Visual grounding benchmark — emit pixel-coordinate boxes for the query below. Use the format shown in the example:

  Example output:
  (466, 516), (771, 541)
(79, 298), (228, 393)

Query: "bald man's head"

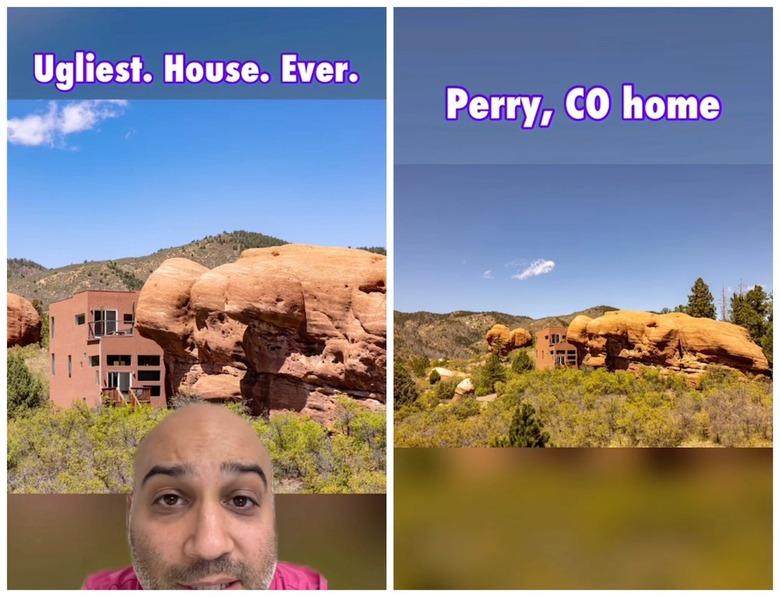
(128, 403), (277, 589)
(132, 403), (274, 494)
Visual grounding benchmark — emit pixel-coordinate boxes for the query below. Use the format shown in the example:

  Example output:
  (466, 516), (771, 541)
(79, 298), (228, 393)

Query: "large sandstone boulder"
(567, 310), (770, 376)
(486, 324), (532, 355)
(136, 245), (386, 423)
(8, 293), (41, 347)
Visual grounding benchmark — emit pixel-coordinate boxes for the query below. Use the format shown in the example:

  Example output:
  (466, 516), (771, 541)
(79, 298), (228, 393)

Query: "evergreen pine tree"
(394, 360), (419, 407)
(731, 285), (772, 363)
(8, 352), (45, 417)
(475, 352), (506, 395)
(511, 350), (534, 373)
(492, 403), (550, 447)
(686, 278), (716, 319)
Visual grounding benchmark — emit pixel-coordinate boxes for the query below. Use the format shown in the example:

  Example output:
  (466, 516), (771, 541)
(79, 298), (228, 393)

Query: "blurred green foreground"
(395, 448), (771, 589)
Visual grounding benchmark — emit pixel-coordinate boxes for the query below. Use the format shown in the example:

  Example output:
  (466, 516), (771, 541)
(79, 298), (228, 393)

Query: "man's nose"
(183, 501), (235, 562)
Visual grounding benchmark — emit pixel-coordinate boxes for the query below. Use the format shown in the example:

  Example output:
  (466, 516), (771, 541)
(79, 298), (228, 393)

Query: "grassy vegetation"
(107, 261), (144, 290)
(395, 362), (772, 448)
(8, 395), (385, 494)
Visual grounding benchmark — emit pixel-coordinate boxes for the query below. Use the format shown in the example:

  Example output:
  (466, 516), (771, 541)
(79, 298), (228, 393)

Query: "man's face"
(128, 405), (277, 590)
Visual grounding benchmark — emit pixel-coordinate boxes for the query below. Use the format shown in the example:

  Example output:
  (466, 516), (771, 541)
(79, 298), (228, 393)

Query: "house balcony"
(88, 320), (135, 341)
(101, 385), (152, 408)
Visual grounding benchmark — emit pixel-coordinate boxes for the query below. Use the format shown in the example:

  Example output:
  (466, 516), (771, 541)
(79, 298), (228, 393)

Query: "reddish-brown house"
(535, 326), (583, 370)
(49, 290), (166, 409)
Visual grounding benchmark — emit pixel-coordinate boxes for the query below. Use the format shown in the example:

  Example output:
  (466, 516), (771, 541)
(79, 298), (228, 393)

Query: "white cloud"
(7, 103), (58, 146)
(483, 270), (494, 279)
(513, 258), (556, 280)
(8, 100), (128, 147)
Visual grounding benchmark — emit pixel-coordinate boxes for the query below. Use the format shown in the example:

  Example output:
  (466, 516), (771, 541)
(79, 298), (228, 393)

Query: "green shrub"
(8, 352), (46, 418)
(395, 365), (772, 448)
(510, 350), (534, 374)
(9, 398), (386, 494)
(429, 369), (441, 384)
(394, 361), (419, 407)
(475, 353), (506, 395)
(408, 355), (431, 377)
(434, 379), (458, 402)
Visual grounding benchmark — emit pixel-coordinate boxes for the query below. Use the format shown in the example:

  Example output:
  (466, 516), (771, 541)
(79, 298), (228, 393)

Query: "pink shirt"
(82, 561), (328, 590)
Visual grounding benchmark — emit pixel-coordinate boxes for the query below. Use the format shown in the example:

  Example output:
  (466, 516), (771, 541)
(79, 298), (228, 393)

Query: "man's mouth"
(179, 578), (241, 590)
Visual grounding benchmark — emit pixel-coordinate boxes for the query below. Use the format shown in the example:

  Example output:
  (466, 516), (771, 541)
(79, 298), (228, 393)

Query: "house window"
(75, 313), (86, 325)
(50, 317), (55, 339)
(138, 355), (161, 367)
(123, 313), (134, 324)
(93, 310), (118, 336)
(90, 355), (100, 367)
(138, 370), (161, 382)
(149, 385), (161, 397)
(107, 354), (131, 366)
(51, 353), (55, 375)
(67, 355), (72, 378)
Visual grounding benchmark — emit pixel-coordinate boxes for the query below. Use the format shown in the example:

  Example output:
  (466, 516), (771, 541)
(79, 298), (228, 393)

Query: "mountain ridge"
(395, 305), (618, 359)
(8, 230), (287, 309)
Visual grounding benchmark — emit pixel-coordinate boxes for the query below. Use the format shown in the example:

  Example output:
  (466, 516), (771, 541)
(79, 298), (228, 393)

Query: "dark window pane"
(106, 354), (131, 366)
(137, 370), (161, 382)
(138, 355), (161, 367)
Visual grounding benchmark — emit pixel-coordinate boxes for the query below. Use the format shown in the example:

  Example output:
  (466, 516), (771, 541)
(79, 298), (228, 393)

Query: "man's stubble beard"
(128, 516), (278, 590)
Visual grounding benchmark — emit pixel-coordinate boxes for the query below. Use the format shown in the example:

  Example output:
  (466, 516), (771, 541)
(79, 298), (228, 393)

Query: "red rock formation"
(486, 324), (532, 355)
(567, 310), (770, 376)
(7, 293), (42, 347)
(136, 245), (386, 423)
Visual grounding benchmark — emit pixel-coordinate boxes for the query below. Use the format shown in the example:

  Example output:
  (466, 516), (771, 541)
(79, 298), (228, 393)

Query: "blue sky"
(8, 99), (385, 267)
(395, 164), (771, 317)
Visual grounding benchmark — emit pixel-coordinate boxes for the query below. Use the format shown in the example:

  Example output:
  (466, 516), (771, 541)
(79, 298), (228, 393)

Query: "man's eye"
(229, 495), (257, 510)
(155, 493), (185, 507)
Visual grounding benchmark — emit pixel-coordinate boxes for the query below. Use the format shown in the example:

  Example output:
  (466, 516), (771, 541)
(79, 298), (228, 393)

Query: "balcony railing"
(88, 320), (134, 340)
(101, 386), (151, 408)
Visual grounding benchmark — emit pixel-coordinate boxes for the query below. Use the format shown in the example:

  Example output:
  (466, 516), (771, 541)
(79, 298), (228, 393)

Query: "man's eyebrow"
(141, 464), (193, 487)
(221, 461), (268, 488)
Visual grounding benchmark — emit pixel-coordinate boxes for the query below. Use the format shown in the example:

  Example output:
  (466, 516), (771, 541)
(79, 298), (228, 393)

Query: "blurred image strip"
(8, 493), (386, 589)
(395, 448), (771, 589)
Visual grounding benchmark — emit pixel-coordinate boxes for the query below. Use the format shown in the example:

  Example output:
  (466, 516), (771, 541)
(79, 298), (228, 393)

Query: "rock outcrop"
(454, 378), (475, 397)
(567, 310), (770, 376)
(486, 324), (532, 355)
(136, 245), (386, 423)
(7, 293), (41, 347)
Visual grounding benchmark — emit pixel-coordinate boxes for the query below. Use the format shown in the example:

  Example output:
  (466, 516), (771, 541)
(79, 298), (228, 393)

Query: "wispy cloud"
(8, 100), (128, 147)
(513, 258), (556, 280)
(483, 270), (494, 279)
(504, 258), (526, 269)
